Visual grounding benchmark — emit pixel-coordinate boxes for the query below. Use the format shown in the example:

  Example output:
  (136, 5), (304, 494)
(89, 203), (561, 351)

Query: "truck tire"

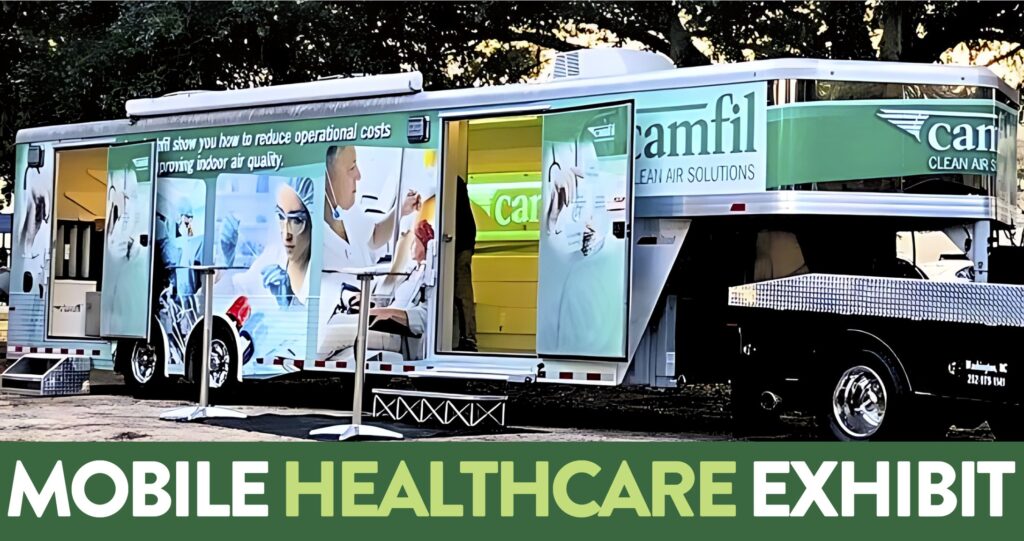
(119, 338), (166, 397)
(822, 346), (908, 441)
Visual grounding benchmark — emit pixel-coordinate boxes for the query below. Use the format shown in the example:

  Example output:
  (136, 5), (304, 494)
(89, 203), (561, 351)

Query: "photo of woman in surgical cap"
(225, 176), (314, 308)
(262, 176), (314, 307)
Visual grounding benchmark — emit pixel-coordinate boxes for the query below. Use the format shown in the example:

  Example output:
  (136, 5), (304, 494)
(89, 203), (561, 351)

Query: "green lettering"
(285, 461), (334, 517)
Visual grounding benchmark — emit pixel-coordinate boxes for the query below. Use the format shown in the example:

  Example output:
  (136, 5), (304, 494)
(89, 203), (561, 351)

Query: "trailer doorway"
(437, 102), (635, 360)
(47, 146), (110, 339)
(438, 115), (543, 354)
(46, 143), (158, 341)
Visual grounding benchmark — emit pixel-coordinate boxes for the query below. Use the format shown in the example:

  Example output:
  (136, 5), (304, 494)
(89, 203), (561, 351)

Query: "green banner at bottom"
(0, 442), (1021, 539)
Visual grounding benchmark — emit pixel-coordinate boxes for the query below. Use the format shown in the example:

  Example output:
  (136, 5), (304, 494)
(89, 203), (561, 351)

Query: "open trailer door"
(536, 102), (634, 360)
(100, 142), (157, 339)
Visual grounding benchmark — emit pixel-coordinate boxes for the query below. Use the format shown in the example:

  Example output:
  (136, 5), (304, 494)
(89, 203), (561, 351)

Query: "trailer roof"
(15, 57), (1018, 145)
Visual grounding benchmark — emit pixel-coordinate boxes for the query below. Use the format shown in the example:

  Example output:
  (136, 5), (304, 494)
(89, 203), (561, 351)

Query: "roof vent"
(553, 51), (582, 78)
(547, 49), (674, 82)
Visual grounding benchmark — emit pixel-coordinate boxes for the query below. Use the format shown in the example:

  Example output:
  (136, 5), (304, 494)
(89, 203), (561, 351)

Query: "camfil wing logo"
(587, 123), (615, 142)
(876, 109), (932, 142)
(876, 108), (998, 144)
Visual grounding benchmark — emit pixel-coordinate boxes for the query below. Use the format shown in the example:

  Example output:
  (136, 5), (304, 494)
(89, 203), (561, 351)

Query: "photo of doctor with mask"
(229, 176), (315, 308)
(323, 145), (421, 273)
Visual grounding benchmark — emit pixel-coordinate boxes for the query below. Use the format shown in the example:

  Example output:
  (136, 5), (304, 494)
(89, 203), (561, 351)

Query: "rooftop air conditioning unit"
(549, 49), (675, 81)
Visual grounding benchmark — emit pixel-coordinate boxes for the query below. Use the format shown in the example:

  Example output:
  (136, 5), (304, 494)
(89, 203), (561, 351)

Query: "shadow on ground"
(203, 414), (538, 441)
(86, 371), (993, 441)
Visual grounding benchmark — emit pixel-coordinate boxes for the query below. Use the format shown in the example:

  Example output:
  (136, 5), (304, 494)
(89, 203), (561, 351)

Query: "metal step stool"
(1, 354), (90, 396)
(372, 388), (507, 427)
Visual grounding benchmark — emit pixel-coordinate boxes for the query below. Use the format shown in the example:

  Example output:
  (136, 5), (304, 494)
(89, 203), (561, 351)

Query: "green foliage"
(1, 0), (1022, 208)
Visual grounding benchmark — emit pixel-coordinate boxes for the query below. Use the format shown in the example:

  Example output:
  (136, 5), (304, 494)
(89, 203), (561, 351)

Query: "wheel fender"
(184, 314), (243, 383)
(833, 329), (912, 393)
(152, 317), (172, 378)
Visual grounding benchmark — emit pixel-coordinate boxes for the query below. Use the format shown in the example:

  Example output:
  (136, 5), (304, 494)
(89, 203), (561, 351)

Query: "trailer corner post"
(972, 220), (991, 283)
(159, 267), (247, 422)
(309, 269), (403, 441)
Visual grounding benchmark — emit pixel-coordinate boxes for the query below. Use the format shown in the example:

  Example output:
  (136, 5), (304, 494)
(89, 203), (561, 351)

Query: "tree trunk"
(668, 10), (710, 67)
(879, 3), (904, 61)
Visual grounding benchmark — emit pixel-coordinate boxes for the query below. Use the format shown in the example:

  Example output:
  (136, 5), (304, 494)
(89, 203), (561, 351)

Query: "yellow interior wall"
(55, 147), (108, 222)
(467, 119), (541, 175)
(466, 118), (541, 353)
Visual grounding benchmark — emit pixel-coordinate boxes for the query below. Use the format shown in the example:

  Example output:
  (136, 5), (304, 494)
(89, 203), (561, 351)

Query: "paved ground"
(0, 370), (994, 442)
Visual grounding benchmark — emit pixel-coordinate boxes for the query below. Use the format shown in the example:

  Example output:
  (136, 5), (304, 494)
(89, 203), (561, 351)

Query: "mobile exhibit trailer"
(4, 50), (1022, 440)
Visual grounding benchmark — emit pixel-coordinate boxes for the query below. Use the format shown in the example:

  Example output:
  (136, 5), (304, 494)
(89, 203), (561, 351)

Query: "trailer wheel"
(822, 346), (907, 441)
(186, 321), (239, 399)
(119, 338), (166, 396)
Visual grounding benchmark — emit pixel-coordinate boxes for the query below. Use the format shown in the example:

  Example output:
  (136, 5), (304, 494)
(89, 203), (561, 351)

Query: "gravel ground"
(0, 369), (994, 442)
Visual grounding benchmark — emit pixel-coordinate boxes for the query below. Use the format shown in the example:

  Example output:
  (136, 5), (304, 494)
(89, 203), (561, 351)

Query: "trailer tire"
(119, 337), (166, 397)
(821, 345), (908, 441)
(186, 320), (239, 401)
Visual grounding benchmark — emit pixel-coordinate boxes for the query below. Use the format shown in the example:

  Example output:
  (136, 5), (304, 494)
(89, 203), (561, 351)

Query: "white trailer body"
(7, 52), (1024, 438)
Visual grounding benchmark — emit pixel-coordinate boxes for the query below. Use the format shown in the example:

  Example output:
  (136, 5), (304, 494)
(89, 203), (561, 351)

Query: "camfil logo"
(636, 91), (758, 159)
(876, 109), (998, 152)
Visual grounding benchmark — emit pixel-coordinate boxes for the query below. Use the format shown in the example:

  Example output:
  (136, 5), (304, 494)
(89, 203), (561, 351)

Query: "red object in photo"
(226, 295), (252, 329)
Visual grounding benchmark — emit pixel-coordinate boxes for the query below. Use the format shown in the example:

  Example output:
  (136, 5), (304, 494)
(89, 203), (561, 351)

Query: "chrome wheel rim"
(208, 339), (230, 389)
(832, 365), (887, 438)
(130, 343), (157, 384)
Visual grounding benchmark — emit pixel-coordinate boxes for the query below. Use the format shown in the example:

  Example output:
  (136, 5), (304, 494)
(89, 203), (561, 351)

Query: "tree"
(2, 0), (1023, 207)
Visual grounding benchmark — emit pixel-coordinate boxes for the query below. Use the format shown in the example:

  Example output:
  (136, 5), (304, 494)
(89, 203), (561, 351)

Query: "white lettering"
(7, 460), (70, 517)
(841, 461), (889, 517)
(71, 460), (129, 518)
(232, 461), (269, 517)
(951, 124), (975, 151)
(977, 461), (1015, 517)
(495, 194), (512, 226)
(791, 461), (838, 517)
(752, 461), (790, 517)
(928, 123), (952, 151)
(918, 461), (957, 517)
(133, 461), (172, 518)
(196, 461), (230, 517)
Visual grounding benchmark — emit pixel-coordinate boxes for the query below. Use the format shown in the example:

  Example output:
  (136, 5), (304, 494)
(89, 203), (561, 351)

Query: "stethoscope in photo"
(546, 142), (584, 233)
(329, 282), (376, 319)
(326, 167), (388, 220)
(20, 163), (49, 251)
(106, 175), (135, 260)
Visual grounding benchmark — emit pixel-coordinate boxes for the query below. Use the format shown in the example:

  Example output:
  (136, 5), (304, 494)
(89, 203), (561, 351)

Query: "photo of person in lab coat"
(228, 176), (315, 308)
(16, 159), (51, 298)
(101, 166), (153, 336)
(536, 110), (628, 358)
(367, 218), (434, 337)
(153, 178), (207, 367)
(323, 145), (421, 274)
